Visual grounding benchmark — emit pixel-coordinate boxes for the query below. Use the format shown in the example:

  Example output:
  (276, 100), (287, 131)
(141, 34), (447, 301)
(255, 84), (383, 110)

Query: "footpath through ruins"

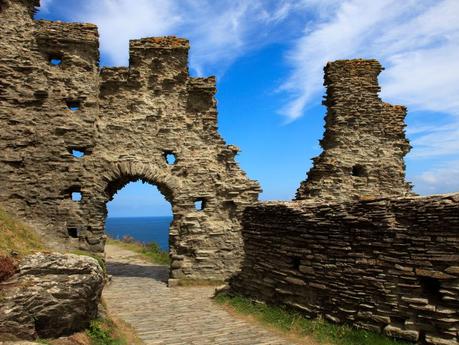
(103, 244), (297, 345)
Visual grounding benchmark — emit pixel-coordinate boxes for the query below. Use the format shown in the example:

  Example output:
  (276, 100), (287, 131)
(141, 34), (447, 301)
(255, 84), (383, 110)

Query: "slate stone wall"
(296, 60), (414, 203)
(230, 195), (459, 344)
(0, 0), (260, 281)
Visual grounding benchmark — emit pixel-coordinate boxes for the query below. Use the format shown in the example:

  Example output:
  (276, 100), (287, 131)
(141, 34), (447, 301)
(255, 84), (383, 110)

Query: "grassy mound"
(0, 207), (45, 256)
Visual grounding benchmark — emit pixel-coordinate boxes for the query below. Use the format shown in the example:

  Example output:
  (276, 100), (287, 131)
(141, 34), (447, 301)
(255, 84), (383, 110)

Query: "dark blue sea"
(105, 216), (172, 250)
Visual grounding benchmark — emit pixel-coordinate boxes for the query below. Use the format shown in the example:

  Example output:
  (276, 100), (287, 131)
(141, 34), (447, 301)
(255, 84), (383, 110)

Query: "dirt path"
(103, 244), (294, 345)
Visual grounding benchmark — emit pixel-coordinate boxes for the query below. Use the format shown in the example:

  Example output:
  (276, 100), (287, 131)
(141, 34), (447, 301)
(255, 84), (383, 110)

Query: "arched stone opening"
(106, 180), (173, 248)
(101, 168), (179, 280)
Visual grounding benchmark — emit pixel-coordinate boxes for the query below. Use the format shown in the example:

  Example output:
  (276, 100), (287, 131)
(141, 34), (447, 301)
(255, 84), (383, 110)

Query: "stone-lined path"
(103, 244), (294, 345)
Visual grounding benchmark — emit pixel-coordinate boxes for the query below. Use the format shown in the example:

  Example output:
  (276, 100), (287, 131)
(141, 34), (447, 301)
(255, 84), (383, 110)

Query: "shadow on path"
(107, 261), (168, 283)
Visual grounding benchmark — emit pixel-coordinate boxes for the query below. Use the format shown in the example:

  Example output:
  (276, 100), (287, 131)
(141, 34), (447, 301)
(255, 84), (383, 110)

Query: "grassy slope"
(0, 207), (45, 256)
(215, 293), (411, 345)
(107, 238), (170, 265)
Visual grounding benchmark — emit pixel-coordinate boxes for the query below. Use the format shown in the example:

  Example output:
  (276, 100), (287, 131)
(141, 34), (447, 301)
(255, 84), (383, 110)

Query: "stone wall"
(230, 195), (459, 344)
(296, 60), (414, 203)
(0, 0), (260, 281)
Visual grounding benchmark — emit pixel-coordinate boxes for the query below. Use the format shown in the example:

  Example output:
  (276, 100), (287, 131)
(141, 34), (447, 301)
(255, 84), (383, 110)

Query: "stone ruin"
(230, 61), (459, 344)
(1, 0), (458, 344)
(296, 60), (414, 202)
(0, 0), (260, 283)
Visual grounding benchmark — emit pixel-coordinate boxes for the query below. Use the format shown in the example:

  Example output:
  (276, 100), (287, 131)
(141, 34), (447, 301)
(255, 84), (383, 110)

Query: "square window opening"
(165, 152), (176, 165)
(66, 100), (81, 111)
(67, 227), (79, 238)
(71, 192), (82, 202)
(194, 198), (205, 211)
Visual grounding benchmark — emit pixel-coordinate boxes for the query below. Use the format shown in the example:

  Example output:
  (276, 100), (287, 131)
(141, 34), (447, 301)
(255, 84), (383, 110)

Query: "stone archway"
(101, 163), (179, 279)
(0, 2), (261, 282)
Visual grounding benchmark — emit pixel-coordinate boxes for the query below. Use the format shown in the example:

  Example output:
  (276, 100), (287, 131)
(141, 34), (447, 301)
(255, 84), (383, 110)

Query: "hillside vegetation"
(0, 206), (45, 256)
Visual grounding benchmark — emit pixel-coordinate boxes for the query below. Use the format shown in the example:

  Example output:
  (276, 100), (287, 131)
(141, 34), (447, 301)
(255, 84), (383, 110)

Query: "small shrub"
(0, 255), (18, 282)
(87, 319), (124, 345)
(121, 235), (135, 243)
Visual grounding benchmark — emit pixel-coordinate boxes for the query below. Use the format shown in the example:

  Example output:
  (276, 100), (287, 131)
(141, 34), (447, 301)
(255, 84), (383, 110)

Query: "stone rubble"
(0, 252), (105, 340)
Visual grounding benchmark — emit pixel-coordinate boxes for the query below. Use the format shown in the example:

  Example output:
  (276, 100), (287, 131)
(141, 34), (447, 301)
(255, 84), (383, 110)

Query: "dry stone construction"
(0, 0), (260, 283)
(1, 1), (458, 344)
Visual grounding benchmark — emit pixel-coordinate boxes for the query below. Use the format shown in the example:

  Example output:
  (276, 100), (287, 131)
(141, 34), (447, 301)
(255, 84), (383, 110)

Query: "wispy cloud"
(280, 0), (459, 119)
(279, 0), (459, 166)
(412, 160), (459, 195)
(72, 0), (181, 66)
(65, 0), (310, 74)
(38, 0), (53, 13)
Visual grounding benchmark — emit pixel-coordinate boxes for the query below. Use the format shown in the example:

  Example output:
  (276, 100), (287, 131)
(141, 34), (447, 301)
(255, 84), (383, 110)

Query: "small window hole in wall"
(66, 100), (81, 111)
(292, 257), (301, 270)
(165, 151), (176, 165)
(419, 277), (442, 303)
(71, 192), (82, 202)
(67, 227), (79, 238)
(194, 198), (205, 211)
(49, 54), (63, 66)
(352, 164), (367, 177)
(71, 149), (85, 158)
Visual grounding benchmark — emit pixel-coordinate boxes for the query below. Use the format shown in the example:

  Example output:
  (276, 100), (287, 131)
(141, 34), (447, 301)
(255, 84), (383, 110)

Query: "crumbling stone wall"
(0, 0), (260, 282)
(230, 195), (459, 344)
(296, 60), (414, 202)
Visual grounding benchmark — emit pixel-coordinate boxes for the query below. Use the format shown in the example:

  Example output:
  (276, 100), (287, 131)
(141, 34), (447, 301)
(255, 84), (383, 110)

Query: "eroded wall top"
(0, 0), (260, 282)
(296, 60), (414, 203)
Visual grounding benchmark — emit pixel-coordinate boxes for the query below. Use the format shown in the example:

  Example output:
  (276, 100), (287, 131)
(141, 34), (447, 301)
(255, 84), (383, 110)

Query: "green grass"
(87, 319), (125, 345)
(214, 293), (411, 345)
(107, 238), (170, 265)
(0, 206), (45, 256)
(86, 316), (144, 345)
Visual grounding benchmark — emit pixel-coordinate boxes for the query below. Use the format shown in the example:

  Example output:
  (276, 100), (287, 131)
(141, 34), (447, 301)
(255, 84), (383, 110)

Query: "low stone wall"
(229, 194), (459, 344)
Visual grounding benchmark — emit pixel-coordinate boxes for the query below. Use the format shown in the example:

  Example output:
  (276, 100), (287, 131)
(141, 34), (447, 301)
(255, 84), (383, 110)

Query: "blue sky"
(37, 0), (459, 217)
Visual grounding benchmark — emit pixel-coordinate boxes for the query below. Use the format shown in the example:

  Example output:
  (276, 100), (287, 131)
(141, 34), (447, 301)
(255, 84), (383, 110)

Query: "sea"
(105, 216), (172, 250)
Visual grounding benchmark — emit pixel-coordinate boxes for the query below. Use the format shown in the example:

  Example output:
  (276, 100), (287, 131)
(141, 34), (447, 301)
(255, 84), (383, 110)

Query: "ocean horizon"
(105, 216), (172, 251)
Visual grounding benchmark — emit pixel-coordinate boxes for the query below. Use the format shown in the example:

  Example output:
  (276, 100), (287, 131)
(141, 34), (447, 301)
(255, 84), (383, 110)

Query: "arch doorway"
(103, 178), (174, 277)
(106, 181), (172, 251)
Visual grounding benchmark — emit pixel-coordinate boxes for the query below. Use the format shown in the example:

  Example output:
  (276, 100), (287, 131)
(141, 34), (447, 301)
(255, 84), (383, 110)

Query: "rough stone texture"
(296, 60), (414, 202)
(230, 194), (459, 344)
(0, 252), (105, 341)
(0, 0), (260, 281)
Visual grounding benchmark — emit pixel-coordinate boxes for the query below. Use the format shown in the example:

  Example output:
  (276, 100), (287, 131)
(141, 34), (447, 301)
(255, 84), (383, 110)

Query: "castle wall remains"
(230, 195), (459, 344)
(0, 0), (260, 282)
(296, 60), (414, 202)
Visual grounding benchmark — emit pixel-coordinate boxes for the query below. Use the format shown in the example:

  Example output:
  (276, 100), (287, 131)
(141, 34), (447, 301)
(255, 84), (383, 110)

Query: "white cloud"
(68, 0), (311, 73)
(73, 0), (181, 66)
(38, 0), (53, 12)
(279, 0), (459, 161)
(412, 160), (459, 195)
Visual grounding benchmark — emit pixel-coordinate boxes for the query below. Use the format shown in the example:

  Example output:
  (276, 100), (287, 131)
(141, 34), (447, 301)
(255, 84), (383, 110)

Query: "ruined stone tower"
(296, 60), (413, 202)
(0, 0), (260, 282)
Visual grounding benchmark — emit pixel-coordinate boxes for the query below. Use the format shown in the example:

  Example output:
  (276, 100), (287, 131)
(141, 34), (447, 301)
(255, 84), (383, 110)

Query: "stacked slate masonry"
(230, 195), (459, 344)
(0, 0), (260, 283)
(230, 60), (459, 345)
